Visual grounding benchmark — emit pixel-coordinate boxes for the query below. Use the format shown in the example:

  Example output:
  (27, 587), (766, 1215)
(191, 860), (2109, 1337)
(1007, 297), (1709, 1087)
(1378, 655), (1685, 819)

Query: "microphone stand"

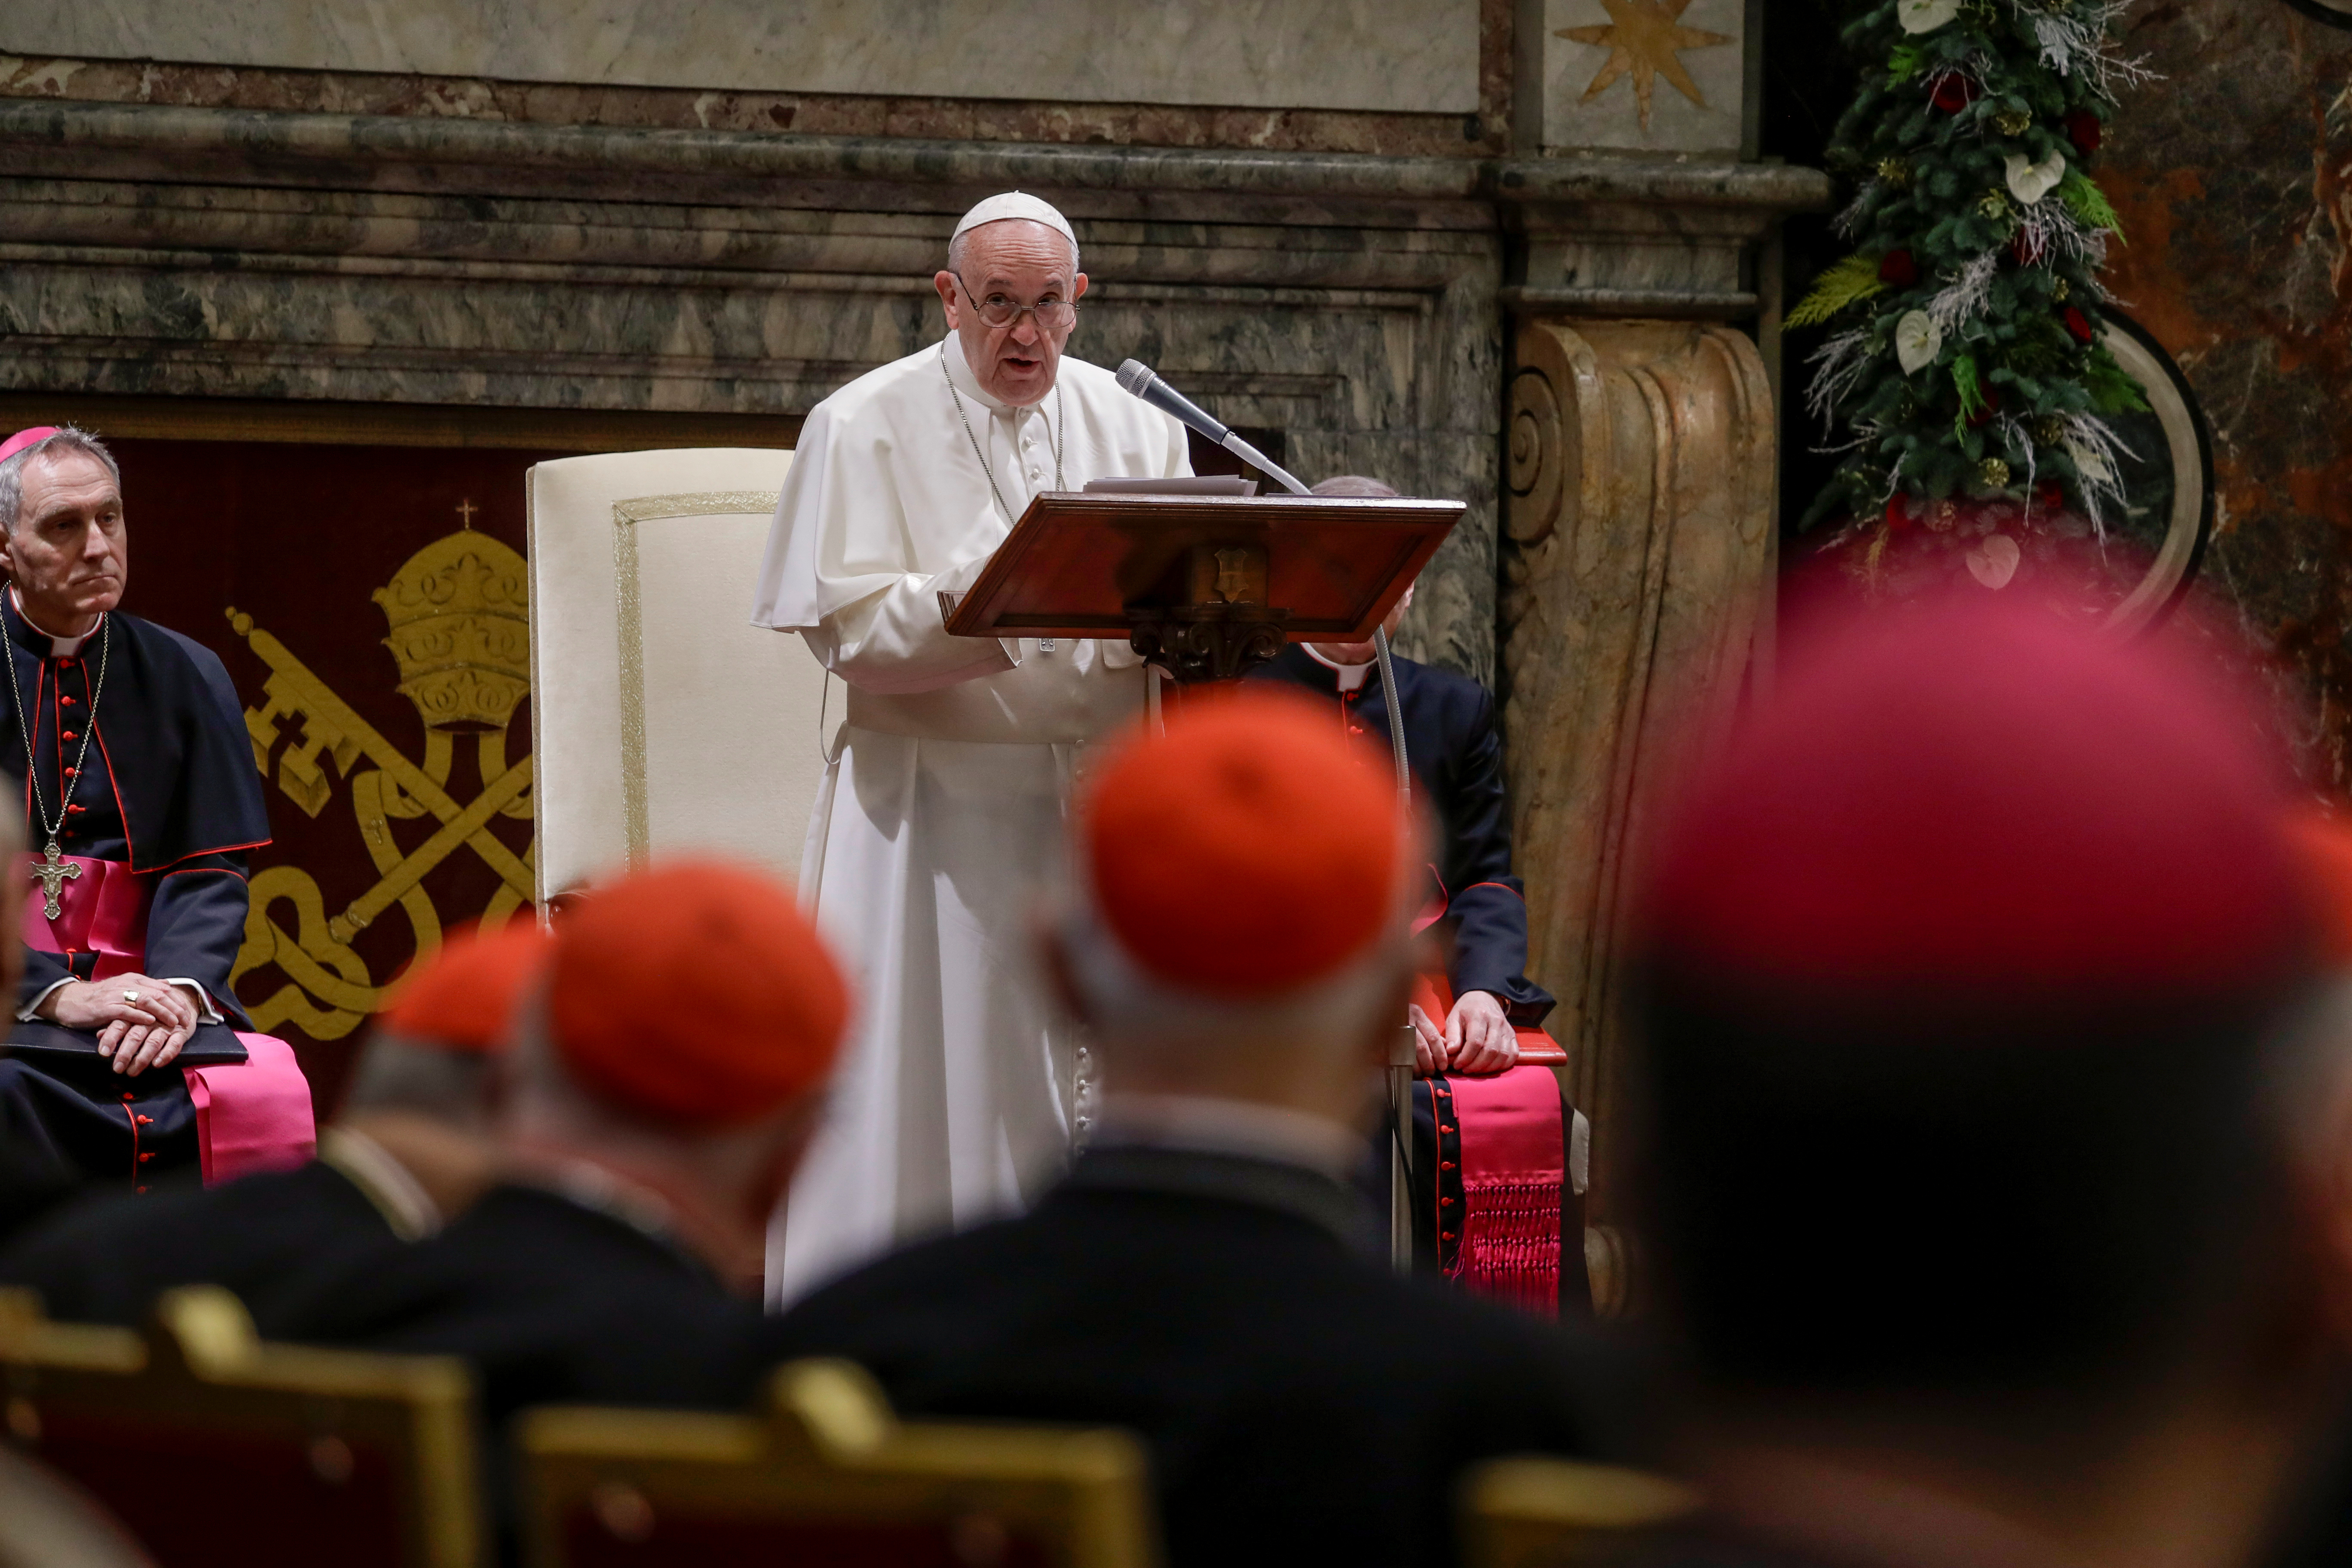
(1246, 476), (1416, 1276)
(1115, 359), (1419, 1272)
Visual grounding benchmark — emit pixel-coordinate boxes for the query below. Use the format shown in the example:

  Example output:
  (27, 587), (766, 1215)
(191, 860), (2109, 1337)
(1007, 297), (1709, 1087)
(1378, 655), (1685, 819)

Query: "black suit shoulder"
(0, 1160), (399, 1331)
(767, 1178), (1634, 1568)
(284, 1184), (771, 1424)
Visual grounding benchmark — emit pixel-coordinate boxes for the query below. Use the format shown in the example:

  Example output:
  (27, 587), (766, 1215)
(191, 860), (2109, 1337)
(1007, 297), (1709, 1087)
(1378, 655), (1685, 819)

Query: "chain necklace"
(4, 596), (110, 920)
(942, 340), (1066, 526)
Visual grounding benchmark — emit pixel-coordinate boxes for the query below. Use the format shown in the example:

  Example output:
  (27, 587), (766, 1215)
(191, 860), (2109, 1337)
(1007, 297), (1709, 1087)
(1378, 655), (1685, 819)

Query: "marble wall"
(2093, 0), (2352, 783)
(0, 0), (1481, 115)
(0, 95), (1820, 685)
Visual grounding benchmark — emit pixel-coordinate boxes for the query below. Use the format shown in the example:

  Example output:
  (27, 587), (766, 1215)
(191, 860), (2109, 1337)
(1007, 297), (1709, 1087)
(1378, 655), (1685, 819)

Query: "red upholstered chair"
(516, 1358), (1155, 1568)
(0, 1286), (482, 1568)
(1407, 974), (1590, 1316)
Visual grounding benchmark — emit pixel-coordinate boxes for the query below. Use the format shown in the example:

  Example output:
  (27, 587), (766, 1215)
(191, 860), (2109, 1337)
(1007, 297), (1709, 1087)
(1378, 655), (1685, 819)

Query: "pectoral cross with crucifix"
(30, 839), (78, 922)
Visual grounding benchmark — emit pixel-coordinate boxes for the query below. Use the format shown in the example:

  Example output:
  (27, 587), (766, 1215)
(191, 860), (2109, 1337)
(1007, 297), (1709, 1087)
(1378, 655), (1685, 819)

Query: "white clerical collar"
(940, 331), (1048, 418)
(9, 588), (90, 657)
(1303, 642), (1374, 693)
(1093, 1092), (1363, 1181)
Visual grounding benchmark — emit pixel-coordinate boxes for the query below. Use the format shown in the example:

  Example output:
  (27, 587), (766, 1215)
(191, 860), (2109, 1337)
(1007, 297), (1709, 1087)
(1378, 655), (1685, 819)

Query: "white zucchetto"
(950, 191), (1078, 259)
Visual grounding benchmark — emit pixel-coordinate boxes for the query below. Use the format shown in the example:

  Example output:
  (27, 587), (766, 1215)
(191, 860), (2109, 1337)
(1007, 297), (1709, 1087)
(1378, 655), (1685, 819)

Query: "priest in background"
(1246, 476), (1551, 1073)
(751, 192), (1192, 1301)
(0, 426), (310, 1190)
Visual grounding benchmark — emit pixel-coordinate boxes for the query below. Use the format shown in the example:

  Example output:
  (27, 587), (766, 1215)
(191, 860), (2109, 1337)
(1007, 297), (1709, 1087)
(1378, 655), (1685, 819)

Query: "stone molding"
(0, 98), (1828, 230)
(1501, 318), (1776, 1219)
(0, 99), (1822, 685)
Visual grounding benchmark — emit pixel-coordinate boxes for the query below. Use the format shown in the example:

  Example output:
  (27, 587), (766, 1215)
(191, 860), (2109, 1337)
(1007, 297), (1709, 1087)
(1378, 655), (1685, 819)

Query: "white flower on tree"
(1897, 0), (1961, 34)
(1895, 310), (1944, 375)
(2003, 150), (2067, 205)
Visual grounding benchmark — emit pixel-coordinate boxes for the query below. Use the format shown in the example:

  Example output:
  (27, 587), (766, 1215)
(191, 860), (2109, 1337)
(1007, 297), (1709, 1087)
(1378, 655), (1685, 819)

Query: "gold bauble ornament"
(2034, 415), (2066, 444)
(1877, 156), (1914, 189)
(2051, 276), (2070, 302)
(1993, 109), (2032, 136)
(1978, 457), (2012, 488)
(1978, 189), (2013, 221)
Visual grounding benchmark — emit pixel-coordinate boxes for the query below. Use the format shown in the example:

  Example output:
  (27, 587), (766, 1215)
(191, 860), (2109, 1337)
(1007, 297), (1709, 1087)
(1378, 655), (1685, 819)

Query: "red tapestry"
(103, 438), (559, 1114)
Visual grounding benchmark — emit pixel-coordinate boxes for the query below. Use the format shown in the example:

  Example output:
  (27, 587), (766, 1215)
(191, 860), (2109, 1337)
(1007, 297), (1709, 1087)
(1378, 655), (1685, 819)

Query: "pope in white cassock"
(752, 192), (1192, 1300)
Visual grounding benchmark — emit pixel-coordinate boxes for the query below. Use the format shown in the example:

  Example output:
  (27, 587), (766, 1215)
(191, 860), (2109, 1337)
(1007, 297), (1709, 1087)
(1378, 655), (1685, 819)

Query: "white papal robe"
(751, 333), (1191, 1302)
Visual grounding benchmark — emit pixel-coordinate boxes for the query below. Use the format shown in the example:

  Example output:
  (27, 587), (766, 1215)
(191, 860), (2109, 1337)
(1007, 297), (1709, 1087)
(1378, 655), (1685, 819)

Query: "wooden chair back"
(1461, 1457), (1700, 1568)
(517, 1357), (1157, 1567)
(0, 1285), (481, 1568)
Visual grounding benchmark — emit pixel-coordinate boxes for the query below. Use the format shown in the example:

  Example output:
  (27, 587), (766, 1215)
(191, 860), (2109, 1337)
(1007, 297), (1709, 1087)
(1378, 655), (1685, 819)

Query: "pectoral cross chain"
(31, 838), (78, 922)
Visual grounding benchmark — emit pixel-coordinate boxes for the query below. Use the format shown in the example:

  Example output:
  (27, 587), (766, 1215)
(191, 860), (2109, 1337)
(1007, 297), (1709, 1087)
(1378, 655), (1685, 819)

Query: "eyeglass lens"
(958, 276), (1076, 330)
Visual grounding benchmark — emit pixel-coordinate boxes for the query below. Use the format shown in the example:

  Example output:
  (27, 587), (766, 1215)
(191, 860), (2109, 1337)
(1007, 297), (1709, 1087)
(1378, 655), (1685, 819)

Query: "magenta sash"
(20, 852), (148, 975)
(1442, 1067), (1564, 1314)
(21, 853), (315, 1182)
(185, 1036), (316, 1182)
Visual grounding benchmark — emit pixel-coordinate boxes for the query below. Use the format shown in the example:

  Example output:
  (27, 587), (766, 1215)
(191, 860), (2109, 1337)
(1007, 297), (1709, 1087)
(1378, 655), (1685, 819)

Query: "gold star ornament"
(1559, 0), (1734, 132)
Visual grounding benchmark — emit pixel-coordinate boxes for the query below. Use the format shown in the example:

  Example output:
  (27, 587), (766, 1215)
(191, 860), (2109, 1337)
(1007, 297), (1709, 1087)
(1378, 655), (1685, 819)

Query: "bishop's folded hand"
(1406, 1002), (1444, 1076)
(40, 974), (200, 1076)
(1445, 989), (1518, 1075)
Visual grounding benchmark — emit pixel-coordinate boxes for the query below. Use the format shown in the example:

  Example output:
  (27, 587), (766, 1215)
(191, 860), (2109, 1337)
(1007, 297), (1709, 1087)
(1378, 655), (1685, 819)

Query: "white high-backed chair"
(526, 449), (831, 903)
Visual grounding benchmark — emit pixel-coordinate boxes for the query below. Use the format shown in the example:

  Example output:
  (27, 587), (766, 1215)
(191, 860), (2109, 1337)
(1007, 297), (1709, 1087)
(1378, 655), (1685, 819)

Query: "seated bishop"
(1245, 475), (1555, 1066)
(0, 426), (313, 1191)
(1246, 475), (1586, 1315)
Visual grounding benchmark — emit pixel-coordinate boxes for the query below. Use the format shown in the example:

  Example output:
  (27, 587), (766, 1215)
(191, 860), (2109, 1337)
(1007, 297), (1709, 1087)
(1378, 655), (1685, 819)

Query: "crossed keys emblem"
(225, 524), (535, 1041)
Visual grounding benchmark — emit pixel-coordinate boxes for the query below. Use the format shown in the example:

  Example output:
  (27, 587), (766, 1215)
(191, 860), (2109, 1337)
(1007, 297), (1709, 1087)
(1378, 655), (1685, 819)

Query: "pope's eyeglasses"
(953, 273), (1079, 331)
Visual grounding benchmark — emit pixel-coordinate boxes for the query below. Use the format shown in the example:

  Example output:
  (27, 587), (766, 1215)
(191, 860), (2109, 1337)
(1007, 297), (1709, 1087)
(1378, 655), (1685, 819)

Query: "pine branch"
(1788, 254), (1890, 329)
(2058, 171), (2125, 242)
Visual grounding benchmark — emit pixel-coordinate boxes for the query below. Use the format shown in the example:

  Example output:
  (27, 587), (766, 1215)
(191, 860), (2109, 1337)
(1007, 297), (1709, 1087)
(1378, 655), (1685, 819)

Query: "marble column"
(1501, 317), (1776, 1225)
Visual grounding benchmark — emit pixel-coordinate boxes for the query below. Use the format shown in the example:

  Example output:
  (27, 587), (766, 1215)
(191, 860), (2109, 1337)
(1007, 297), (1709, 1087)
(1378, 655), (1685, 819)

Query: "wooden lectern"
(940, 492), (1464, 683)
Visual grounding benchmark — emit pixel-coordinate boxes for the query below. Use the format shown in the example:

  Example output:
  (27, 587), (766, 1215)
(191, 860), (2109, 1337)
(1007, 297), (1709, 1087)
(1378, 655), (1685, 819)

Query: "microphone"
(1116, 360), (1311, 496)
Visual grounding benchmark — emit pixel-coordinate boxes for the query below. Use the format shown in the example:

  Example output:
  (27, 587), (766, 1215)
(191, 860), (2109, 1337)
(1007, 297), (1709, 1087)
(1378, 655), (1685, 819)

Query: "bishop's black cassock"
(0, 594), (273, 1189)
(1246, 643), (1553, 1023)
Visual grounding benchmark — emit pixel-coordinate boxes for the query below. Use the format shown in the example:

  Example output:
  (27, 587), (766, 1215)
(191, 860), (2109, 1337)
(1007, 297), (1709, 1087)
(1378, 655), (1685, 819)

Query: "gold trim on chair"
(0, 1286), (484, 1568)
(607, 490), (783, 867)
(518, 1357), (1158, 1566)
(1461, 1457), (1701, 1568)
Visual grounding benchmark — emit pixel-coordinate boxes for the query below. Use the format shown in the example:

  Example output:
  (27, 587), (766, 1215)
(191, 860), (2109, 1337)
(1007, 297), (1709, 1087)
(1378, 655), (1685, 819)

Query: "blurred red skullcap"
(1083, 689), (1406, 995)
(2284, 806), (2352, 968)
(377, 919), (551, 1054)
(1643, 600), (2313, 993)
(548, 859), (849, 1128)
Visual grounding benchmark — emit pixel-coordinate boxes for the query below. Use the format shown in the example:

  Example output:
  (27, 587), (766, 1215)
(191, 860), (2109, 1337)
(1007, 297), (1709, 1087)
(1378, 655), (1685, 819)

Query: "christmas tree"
(1791, 0), (2152, 579)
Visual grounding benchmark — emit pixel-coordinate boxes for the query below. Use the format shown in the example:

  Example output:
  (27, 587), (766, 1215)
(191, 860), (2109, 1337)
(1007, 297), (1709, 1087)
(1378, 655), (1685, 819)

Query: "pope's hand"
(1407, 1002), (1444, 1075)
(40, 975), (201, 1076)
(1446, 990), (1518, 1075)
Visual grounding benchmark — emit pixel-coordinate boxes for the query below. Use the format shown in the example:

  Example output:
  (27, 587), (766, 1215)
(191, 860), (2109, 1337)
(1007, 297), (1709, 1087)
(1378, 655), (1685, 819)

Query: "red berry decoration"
(2010, 230), (2047, 267)
(2062, 306), (2095, 343)
(2035, 482), (2064, 512)
(1878, 249), (1919, 287)
(1884, 494), (1911, 532)
(1966, 387), (2002, 428)
(1931, 73), (1981, 113)
(2063, 108), (2103, 155)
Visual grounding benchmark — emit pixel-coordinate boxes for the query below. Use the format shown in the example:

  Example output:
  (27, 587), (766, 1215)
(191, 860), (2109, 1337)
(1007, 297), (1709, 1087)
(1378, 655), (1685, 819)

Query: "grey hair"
(345, 1037), (499, 1130)
(0, 427), (120, 533)
(1310, 475), (1398, 499)
(946, 220), (1080, 282)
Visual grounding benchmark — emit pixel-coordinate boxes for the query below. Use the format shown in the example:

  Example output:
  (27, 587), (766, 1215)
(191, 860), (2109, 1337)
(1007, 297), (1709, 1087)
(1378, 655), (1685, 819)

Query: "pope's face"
(1, 450), (129, 636)
(934, 219), (1089, 408)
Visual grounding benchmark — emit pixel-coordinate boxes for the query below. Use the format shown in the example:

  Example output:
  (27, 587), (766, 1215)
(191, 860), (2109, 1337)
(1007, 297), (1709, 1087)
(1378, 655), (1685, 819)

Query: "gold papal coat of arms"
(229, 525), (535, 1040)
